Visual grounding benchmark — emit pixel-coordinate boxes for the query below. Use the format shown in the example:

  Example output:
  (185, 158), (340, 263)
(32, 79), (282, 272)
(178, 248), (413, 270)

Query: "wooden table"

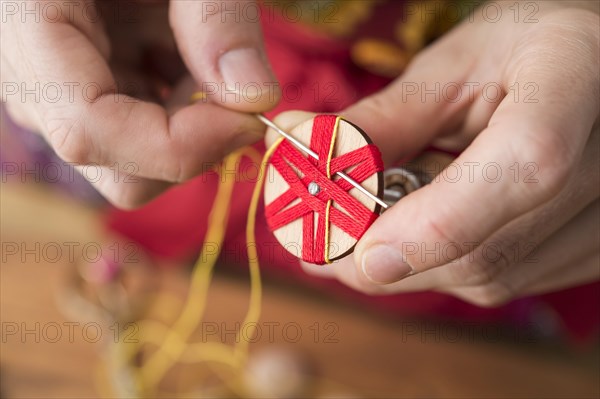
(1, 183), (598, 398)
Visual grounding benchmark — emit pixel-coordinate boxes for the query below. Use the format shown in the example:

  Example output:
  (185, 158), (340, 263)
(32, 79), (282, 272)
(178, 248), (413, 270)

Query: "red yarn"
(265, 115), (384, 265)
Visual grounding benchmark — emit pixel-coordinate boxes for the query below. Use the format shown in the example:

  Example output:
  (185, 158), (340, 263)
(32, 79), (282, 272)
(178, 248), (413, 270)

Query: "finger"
(2, 3), (169, 208)
(434, 127), (599, 288)
(342, 90), (598, 295)
(74, 165), (172, 209)
(524, 255), (598, 297)
(39, 0), (112, 59)
(442, 199), (600, 307)
(492, 200), (600, 298)
(19, 17), (264, 187)
(60, 96), (265, 182)
(164, 75), (198, 115)
(1, 0), (110, 130)
(355, 31), (599, 284)
(327, 257), (406, 296)
(82, 75), (204, 209)
(325, 198), (599, 298)
(169, 0), (280, 112)
(359, 127), (597, 294)
(341, 19), (485, 165)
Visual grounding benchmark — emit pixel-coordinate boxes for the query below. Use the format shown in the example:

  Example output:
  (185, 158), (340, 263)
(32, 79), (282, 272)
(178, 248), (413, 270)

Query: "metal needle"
(256, 114), (389, 209)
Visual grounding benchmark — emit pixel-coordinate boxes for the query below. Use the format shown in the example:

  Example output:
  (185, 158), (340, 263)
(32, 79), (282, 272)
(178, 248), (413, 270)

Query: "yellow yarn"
(104, 142), (281, 397)
(189, 91), (207, 102)
(323, 116), (341, 264)
(102, 110), (343, 395)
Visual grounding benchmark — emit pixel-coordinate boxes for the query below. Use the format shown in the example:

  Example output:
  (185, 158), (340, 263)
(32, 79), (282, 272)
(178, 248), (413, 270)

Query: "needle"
(256, 114), (389, 210)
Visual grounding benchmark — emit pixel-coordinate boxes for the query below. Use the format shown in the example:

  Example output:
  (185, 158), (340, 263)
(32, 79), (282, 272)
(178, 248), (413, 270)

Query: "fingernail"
(361, 245), (414, 284)
(219, 48), (276, 99)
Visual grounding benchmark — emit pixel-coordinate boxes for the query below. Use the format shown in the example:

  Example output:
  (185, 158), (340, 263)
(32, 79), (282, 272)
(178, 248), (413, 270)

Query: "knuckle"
(169, 154), (187, 183)
(167, 152), (201, 183)
(476, 245), (512, 283)
(511, 132), (573, 199)
(423, 216), (454, 244)
(96, 178), (160, 210)
(106, 186), (146, 210)
(449, 260), (497, 287)
(458, 282), (516, 308)
(449, 241), (513, 286)
(45, 116), (89, 164)
(162, 125), (215, 183)
(419, 209), (462, 250)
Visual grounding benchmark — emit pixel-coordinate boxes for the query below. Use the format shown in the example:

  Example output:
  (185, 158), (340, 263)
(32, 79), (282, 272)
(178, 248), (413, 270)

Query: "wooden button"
(264, 116), (383, 264)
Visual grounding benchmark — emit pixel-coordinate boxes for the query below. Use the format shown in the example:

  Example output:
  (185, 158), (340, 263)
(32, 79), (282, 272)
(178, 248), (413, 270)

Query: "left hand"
(298, 1), (599, 306)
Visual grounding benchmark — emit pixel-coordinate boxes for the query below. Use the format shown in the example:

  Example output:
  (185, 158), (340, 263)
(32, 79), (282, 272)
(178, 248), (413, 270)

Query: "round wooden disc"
(264, 117), (383, 263)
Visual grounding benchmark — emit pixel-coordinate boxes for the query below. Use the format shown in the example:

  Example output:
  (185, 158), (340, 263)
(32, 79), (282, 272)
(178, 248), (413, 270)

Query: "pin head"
(308, 182), (320, 195)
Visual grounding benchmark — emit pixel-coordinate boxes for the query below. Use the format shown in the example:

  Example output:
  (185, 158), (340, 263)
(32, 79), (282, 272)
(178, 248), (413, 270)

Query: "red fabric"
(106, 7), (599, 344)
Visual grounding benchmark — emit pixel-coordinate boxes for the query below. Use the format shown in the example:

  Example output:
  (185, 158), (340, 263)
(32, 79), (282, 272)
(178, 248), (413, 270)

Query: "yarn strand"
(107, 144), (272, 397)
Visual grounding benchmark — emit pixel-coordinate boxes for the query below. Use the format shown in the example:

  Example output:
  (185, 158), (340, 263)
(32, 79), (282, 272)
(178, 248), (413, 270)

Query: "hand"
(299, 1), (600, 306)
(1, 0), (279, 208)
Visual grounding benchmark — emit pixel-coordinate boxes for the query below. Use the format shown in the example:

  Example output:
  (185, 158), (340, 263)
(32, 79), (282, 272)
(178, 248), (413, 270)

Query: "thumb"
(341, 25), (478, 166)
(169, 0), (280, 112)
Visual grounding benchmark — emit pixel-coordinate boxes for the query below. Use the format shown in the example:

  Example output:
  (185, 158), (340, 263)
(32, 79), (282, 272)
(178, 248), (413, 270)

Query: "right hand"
(1, 0), (279, 208)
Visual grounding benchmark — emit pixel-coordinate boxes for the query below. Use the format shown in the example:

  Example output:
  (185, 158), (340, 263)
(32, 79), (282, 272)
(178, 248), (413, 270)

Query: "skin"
(1, 0), (279, 208)
(2, 1), (598, 306)
(296, 1), (600, 306)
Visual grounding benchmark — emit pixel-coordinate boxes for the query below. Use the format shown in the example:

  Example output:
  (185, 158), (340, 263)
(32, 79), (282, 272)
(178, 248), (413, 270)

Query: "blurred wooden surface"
(1, 182), (599, 398)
